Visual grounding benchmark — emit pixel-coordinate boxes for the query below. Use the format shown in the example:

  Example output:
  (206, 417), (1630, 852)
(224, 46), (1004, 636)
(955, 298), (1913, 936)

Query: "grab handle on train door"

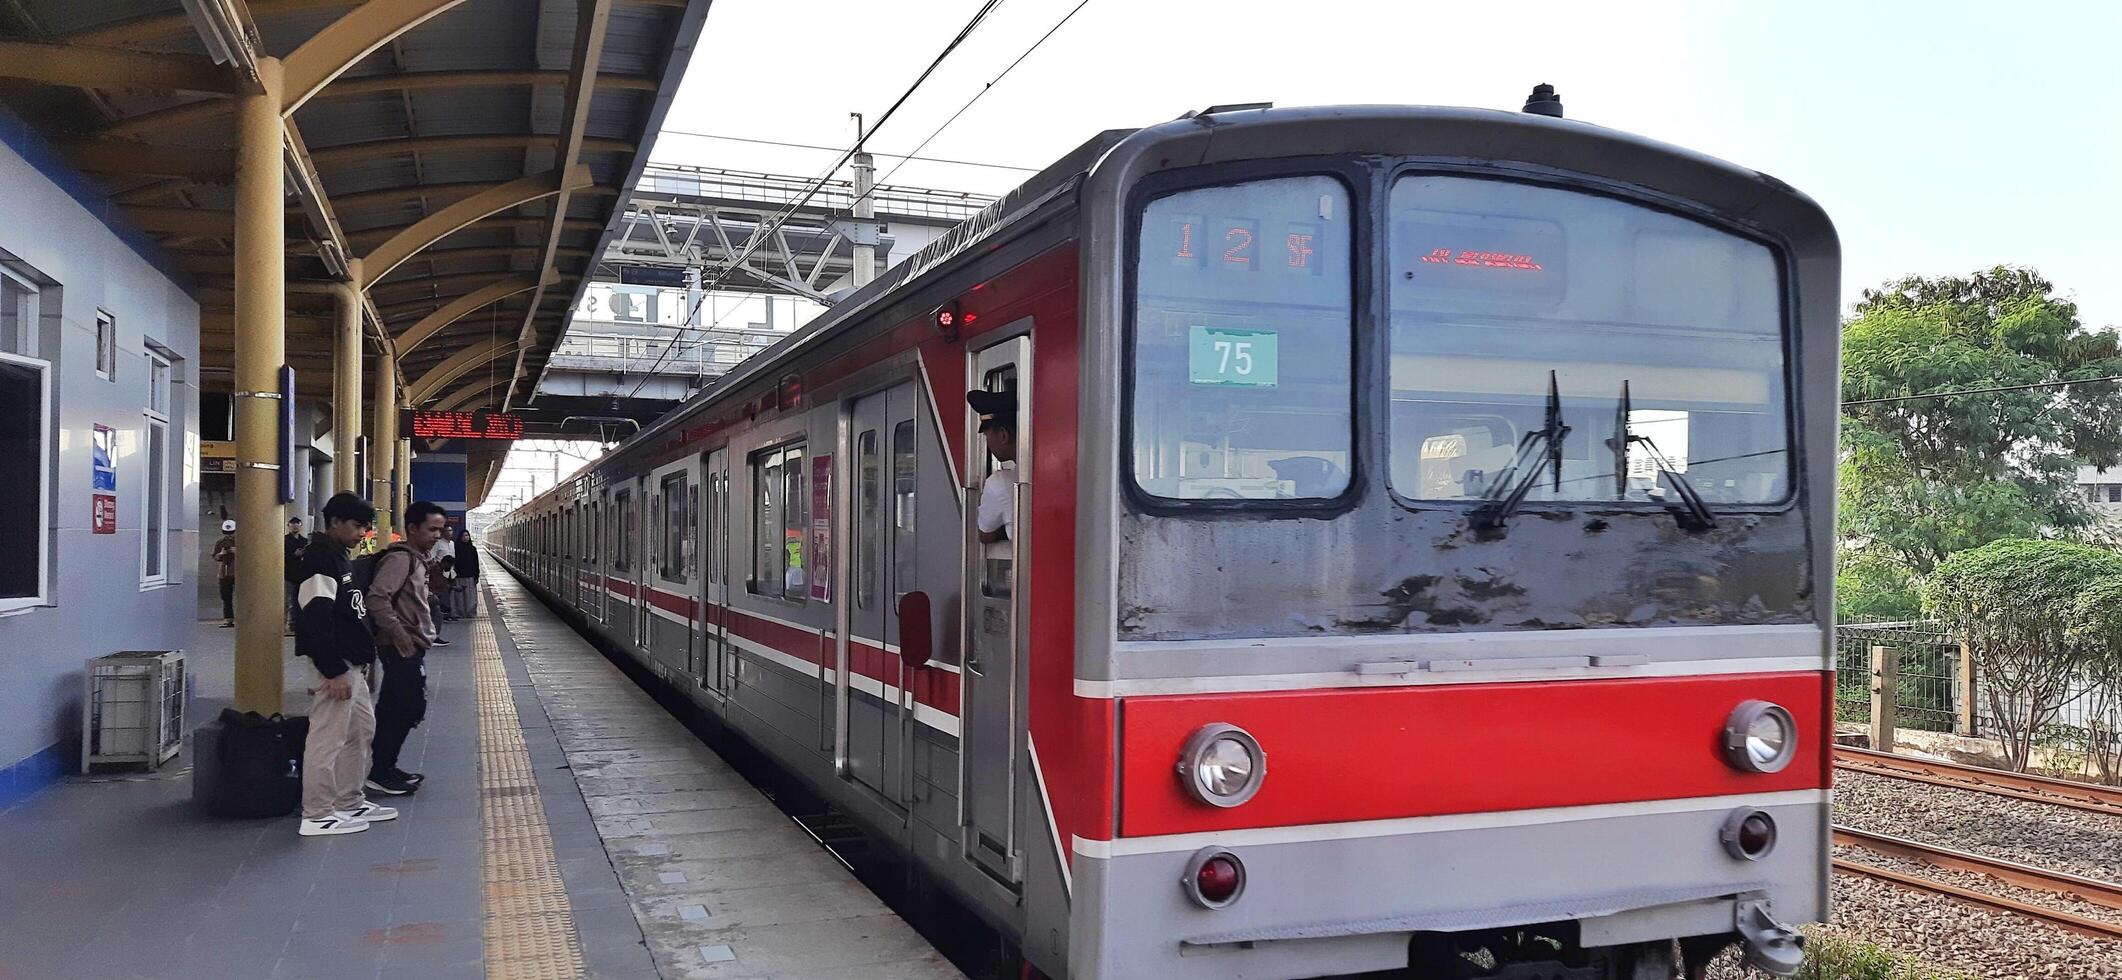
(897, 591), (933, 670)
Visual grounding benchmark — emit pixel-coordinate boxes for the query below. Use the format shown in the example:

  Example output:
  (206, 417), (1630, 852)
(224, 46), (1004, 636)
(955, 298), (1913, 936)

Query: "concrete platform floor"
(0, 573), (959, 980)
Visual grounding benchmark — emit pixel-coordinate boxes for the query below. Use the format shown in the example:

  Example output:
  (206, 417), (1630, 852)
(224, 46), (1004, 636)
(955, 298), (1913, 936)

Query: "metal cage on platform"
(81, 651), (186, 773)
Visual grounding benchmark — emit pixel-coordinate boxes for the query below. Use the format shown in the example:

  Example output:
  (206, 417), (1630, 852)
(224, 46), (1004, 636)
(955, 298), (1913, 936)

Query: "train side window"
(659, 472), (688, 582)
(614, 490), (632, 573)
(855, 429), (880, 611)
(891, 419), (917, 605)
(748, 442), (807, 600)
(1129, 175), (1355, 502)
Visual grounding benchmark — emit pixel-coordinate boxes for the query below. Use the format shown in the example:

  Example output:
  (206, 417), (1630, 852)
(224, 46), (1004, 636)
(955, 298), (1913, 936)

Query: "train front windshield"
(1129, 170), (1791, 508)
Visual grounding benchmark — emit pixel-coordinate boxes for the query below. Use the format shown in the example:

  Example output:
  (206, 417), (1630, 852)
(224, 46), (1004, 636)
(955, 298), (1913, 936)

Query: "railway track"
(1833, 825), (2122, 940)
(1833, 745), (2122, 818)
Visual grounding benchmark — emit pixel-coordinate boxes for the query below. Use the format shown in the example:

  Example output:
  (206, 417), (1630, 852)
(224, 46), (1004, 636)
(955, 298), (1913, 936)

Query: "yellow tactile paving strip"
(474, 594), (589, 980)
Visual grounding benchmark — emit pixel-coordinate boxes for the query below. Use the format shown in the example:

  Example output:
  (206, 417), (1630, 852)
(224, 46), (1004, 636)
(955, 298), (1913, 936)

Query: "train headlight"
(1723, 700), (1798, 774)
(1177, 723), (1265, 807)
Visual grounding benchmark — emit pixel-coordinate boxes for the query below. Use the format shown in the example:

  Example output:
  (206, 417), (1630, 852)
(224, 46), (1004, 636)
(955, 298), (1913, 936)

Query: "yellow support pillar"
(371, 356), (397, 540)
(331, 269), (363, 494)
(396, 436), (413, 518)
(232, 57), (286, 715)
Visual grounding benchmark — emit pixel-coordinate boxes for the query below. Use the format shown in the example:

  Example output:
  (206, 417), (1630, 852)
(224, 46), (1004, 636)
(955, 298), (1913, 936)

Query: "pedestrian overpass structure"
(521, 163), (997, 435)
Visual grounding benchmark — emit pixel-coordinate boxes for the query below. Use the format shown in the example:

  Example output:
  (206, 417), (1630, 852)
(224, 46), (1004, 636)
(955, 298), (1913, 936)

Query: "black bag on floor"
(191, 709), (307, 818)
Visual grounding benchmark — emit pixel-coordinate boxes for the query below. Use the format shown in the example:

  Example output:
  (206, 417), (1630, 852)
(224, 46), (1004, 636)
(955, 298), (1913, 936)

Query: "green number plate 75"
(1188, 326), (1279, 387)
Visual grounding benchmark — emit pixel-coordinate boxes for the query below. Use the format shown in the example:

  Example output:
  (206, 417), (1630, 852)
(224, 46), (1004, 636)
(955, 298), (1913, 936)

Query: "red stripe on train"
(1117, 670), (1829, 838)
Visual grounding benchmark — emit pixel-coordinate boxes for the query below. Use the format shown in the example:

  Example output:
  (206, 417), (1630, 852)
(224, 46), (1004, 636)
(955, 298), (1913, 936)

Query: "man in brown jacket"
(363, 500), (444, 797)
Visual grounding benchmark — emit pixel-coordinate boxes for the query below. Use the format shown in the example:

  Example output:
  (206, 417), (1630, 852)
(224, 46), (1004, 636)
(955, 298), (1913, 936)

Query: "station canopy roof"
(0, 0), (706, 418)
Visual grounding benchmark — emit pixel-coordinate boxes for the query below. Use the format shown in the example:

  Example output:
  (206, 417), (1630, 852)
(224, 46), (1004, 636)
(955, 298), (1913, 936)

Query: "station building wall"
(0, 119), (201, 806)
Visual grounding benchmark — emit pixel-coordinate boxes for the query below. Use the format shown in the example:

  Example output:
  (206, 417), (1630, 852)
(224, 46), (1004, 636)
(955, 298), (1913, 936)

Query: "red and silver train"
(493, 94), (1838, 979)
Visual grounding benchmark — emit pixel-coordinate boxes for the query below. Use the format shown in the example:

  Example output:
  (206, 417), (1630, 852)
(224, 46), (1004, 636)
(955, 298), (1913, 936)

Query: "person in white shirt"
(968, 388), (1017, 543)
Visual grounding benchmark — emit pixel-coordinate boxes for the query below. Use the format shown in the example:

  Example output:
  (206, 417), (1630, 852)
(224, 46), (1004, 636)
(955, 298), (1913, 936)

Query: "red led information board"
(408, 410), (525, 441)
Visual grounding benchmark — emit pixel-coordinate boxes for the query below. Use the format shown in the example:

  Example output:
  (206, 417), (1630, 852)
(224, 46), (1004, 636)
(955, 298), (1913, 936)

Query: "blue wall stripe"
(0, 742), (67, 813)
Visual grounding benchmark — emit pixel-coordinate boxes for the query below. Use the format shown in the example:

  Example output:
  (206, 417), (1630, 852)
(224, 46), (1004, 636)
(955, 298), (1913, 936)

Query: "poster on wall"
(809, 454), (832, 602)
(91, 424), (118, 534)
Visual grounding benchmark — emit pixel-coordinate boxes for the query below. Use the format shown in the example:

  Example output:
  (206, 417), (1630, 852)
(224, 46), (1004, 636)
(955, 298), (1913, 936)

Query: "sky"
(649, 0), (2122, 329)
(482, 0), (2122, 510)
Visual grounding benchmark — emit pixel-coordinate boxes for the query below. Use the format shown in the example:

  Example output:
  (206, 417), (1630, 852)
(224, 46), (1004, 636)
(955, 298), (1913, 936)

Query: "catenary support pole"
(331, 270), (363, 494)
(371, 356), (397, 539)
(233, 57), (287, 715)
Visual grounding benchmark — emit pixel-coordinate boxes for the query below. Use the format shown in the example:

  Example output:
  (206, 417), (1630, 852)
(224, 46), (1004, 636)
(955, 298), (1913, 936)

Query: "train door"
(591, 494), (607, 624)
(844, 384), (920, 805)
(963, 331), (1031, 883)
(634, 477), (652, 650)
(614, 485), (639, 647)
(562, 505), (578, 609)
(700, 448), (732, 696)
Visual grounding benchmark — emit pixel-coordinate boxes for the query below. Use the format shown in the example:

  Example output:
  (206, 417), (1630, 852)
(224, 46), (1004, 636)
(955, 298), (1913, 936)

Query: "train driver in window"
(968, 388), (1017, 544)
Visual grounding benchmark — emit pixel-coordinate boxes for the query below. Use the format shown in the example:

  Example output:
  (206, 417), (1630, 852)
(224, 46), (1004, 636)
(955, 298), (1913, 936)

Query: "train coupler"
(1733, 896), (1805, 976)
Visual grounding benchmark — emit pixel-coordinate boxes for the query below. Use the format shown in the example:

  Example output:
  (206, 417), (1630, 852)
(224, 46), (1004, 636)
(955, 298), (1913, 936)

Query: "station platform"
(0, 574), (959, 980)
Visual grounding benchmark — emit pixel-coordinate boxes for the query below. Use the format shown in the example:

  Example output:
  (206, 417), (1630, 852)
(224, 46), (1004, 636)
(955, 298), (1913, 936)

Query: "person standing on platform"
(451, 529), (481, 619)
(365, 500), (443, 797)
(294, 493), (392, 837)
(426, 526), (457, 627)
(213, 520), (237, 628)
(283, 517), (306, 635)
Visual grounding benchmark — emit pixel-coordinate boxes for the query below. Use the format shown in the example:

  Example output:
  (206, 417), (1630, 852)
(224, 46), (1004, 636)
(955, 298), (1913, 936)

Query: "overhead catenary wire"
(624, 0), (1095, 392)
(619, 0), (1010, 399)
(658, 130), (1038, 173)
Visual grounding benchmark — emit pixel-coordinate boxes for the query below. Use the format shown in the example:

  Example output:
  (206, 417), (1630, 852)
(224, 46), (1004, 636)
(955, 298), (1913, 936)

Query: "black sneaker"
(430, 637), (452, 647)
(391, 767), (426, 787)
(364, 772), (415, 796)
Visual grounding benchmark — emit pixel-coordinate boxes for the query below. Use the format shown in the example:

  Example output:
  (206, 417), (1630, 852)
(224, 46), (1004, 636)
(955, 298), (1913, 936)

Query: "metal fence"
(1834, 618), (1962, 734)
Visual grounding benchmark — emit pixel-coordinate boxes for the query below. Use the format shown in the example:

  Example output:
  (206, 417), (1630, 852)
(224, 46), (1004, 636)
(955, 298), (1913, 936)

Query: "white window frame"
(0, 348), (51, 613)
(0, 267), (37, 361)
(140, 343), (172, 587)
(94, 310), (117, 381)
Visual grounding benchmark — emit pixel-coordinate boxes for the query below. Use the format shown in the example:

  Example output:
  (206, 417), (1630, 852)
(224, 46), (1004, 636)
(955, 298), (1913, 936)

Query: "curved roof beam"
(396, 274), (552, 355)
(64, 0), (686, 48)
(281, 0), (472, 115)
(347, 216), (606, 246)
(434, 379), (505, 412)
(311, 134), (634, 167)
(0, 40), (240, 94)
(102, 72), (659, 139)
(359, 165), (593, 286)
(334, 181), (616, 214)
(410, 337), (517, 403)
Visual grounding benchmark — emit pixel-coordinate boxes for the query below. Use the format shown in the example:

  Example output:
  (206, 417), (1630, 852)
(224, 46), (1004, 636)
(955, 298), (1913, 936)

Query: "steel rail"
(1833, 825), (2122, 911)
(1833, 746), (2122, 818)
(1833, 851), (2122, 941)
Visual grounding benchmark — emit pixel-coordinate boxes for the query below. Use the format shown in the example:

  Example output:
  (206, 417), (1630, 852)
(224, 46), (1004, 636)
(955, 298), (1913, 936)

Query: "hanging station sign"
(406, 410), (526, 441)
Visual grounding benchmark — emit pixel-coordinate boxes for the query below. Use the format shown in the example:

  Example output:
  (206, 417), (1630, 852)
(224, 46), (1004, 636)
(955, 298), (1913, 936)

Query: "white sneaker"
(298, 812), (370, 836)
(346, 800), (398, 822)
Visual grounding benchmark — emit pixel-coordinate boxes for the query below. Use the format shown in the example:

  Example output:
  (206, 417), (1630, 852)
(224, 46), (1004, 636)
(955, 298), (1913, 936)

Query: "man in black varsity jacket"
(292, 493), (395, 837)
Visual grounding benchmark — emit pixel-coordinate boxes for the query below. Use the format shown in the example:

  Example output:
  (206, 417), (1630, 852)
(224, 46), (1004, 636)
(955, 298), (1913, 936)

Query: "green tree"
(1838, 267), (2122, 613)
(1924, 538), (2122, 770)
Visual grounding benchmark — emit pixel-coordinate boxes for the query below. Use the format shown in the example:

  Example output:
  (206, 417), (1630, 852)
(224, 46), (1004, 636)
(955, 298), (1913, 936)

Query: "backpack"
(351, 551), (381, 593)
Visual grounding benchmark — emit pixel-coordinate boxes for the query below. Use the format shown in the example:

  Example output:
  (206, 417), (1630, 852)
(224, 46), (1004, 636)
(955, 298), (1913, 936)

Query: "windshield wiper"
(1474, 371), (1570, 530)
(1606, 380), (1717, 531)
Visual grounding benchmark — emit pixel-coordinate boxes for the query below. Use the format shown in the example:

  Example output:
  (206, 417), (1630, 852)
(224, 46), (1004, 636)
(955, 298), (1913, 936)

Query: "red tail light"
(1197, 856), (1242, 902)
(1181, 847), (1247, 909)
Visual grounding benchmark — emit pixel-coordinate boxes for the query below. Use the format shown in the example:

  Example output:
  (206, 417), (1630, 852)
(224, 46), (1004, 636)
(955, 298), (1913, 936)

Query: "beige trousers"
(299, 660), (379, 819)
